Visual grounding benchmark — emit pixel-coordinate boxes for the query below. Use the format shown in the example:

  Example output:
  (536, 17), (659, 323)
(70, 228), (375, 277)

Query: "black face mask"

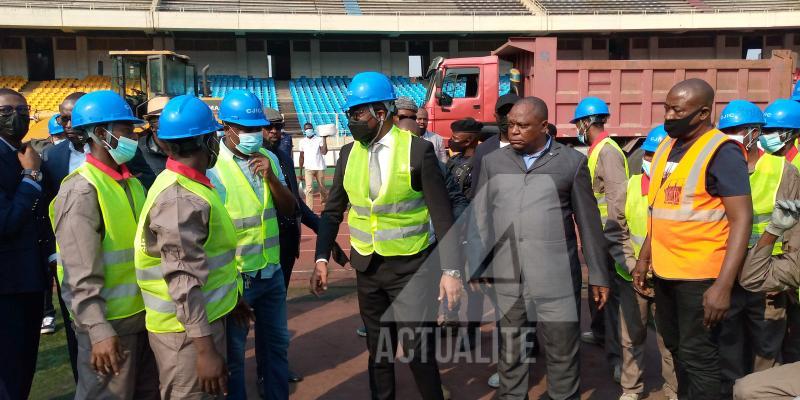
(0, 112), (30, 139)
(349, 117), (382, 146)
(664, 107), (704, 139)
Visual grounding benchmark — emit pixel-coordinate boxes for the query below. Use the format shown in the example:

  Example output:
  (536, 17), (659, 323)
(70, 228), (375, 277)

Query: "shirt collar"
(524, 135), (552, 158)
(588, 131), (610, 156)
(219, 141), (244, 160)
(373, 127), (396, 149)
(68, 141), (91, 154)
(166, 158), (214, 188)
(0, 136), (17, 151)
(86, 154), (133, 181)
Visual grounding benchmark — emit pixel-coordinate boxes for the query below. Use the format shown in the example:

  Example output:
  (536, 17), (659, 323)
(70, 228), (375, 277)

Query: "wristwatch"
(21, 169), (42, 182)
(442, 269), (462, 280)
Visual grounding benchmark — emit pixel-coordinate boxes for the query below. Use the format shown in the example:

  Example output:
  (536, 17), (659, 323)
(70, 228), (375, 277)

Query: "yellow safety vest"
(750, 153), (784, 255)
(134, 169), (241, 333)
(619, 174), (648, 282)
(212, 148), (281, 272)
(588, 136), (629, 226)
(790, 139), (800, 172)
(343, 127), (430, 256)
(50, 162), (146, 320)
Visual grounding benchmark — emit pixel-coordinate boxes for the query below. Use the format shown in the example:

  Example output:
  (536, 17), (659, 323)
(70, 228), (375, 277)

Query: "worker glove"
(765, 199), (800, 236)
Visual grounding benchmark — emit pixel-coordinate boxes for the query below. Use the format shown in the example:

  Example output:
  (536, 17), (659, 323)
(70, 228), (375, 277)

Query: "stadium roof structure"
(0, 0), (798, 33)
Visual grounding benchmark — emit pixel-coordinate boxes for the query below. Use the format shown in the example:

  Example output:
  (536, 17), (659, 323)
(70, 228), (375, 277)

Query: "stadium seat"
(0, 76), (28, 92)
(201, 75), (280, 111)
(26, 76), (111, 112)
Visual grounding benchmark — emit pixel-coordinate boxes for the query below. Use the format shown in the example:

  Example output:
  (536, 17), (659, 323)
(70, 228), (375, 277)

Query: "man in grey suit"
(468, 97), (610, 399)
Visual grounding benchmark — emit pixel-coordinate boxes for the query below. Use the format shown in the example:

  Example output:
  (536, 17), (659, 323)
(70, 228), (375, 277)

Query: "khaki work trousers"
(733, 361), (800, 399)
(618, 276), (678, 398)
(304, 169), (328, 205)
(148, 319), (227, 400)
(75, 328), (159, 400)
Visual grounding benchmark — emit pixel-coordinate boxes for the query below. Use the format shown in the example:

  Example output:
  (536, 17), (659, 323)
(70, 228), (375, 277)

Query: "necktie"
(369, 144), (382, 200)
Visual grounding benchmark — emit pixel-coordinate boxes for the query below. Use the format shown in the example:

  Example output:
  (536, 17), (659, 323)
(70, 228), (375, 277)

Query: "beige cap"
(145, 96), (171, 117)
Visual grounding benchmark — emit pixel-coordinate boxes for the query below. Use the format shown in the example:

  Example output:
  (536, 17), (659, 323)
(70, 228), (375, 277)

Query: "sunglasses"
(269, 123), (285, 131)
(398, 115), (416, 121)
(0, 105), (31, 116)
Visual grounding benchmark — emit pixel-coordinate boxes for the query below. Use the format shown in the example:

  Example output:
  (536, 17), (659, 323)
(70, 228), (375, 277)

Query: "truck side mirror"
(439, 91), (453, 107)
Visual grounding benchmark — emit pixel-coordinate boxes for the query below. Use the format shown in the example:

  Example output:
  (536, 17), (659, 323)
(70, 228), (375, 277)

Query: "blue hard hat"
(219, 90), (270, 127)
(344, 72), (397, 110)
(158, 95), (222, 140)
(641, 125), (667, 153)
(71, 90), (143, 129)
(792, 80), (800, 101)
(763, 99), (800, 130)
(571, 97), (610, 123)
(718, 100), (765, 130)
(48, 114), (64, 136)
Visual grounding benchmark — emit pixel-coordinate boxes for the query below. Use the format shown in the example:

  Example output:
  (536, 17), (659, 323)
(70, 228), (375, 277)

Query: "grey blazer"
(467, 138), (610, 301)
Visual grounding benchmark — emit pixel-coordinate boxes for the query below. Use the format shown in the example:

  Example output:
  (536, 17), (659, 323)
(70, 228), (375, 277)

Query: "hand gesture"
(310, 261), (328, 296)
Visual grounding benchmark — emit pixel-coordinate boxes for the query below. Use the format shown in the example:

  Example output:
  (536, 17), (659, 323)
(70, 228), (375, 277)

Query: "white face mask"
(729, 135), (744, 144)
(642, 160), (651, 177)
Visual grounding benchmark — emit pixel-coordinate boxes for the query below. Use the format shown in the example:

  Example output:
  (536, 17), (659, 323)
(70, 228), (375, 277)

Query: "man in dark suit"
(468, 97), (610, 399)
(0, 88), (49, 400)
(311, 72), (462, 400)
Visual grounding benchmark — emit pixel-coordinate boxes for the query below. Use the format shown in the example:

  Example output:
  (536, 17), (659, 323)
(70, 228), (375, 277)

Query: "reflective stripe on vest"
(587, 137), (629, 225)
(50, 162), (146, 321)
(648, 129), (742, 280)
(343, 127), (431, 257)
(618, 174), (648, 282)
(134, 169), (242, 333)
(211, 147), (281, 272)
(749, 153), (784, 255)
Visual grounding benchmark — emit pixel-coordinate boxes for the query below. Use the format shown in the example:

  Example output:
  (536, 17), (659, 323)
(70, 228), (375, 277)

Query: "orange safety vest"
(648, 129), (744, 280)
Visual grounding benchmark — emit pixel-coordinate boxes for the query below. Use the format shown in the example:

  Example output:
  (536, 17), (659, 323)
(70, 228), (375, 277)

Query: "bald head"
(668, 79), (714, 108)
(512, 97), (549, 121)
(664, 79), (715, 139)
(59, 92), (86, 114)
(0, 88), (26, 105)
(507, 96), (549, 154)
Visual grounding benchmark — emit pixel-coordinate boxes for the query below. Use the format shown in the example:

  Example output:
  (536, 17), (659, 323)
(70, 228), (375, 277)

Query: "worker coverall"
(52, 160), (158, 399)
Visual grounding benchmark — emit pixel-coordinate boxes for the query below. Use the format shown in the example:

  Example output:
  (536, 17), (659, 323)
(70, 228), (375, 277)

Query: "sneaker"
(487, 372), (500, 388)
(41, 316), (56, 334)
(613, 364), (621, 384)
(618, 394), (639, 400)
(356, 326), (368, 337)
(580, 331), (602, 345)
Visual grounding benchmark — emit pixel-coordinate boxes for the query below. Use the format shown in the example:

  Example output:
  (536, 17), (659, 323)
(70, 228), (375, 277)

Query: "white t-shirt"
(299, 136), (326, 170)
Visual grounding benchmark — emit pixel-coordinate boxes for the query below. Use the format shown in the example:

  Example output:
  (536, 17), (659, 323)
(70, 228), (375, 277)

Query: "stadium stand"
(203, 75), (279, 110)
(343, 0), (362, 14)
(4, 0), (151, 10)
(158, 0), (347, 13)
(693, 0), (799, 11)
(0, 76), (27, 92)
(352, 0), (533, 15)
(26, 76), (111, 112)
(537, 0), (695, 14)
(290, 76), (427, 135)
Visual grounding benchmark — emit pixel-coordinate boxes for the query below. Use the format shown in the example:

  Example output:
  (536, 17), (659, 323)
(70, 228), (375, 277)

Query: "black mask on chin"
(0, 112), (30, 139)
(664, 107), (705, 139)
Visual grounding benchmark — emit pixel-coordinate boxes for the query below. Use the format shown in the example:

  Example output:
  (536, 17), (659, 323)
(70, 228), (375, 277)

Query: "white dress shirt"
(68, 141), (91, 174)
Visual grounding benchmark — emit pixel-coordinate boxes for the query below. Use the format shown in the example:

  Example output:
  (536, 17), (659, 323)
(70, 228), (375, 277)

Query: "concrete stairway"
(276, 80), (300, 134)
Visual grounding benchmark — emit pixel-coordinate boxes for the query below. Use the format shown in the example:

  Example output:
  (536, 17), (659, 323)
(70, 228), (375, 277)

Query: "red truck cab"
(423, 55), (501, 138)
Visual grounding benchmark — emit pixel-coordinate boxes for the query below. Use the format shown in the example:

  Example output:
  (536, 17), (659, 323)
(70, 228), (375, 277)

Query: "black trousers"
(655, 278), (721, 400)
(357, 252), (443, 400)
(0, 293), (44, 400)
(45, 263), (78, 382)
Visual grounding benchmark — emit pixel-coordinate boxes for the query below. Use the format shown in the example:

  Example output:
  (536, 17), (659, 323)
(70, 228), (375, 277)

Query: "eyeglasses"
(269, 123), (285, 131)
(346, 106), (372, 120)
(0, 105), (31, 116)
(398, 115), (416, 121)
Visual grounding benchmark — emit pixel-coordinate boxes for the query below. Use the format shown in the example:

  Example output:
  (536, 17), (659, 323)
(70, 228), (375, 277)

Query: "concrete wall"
(0, 49), (26, 76)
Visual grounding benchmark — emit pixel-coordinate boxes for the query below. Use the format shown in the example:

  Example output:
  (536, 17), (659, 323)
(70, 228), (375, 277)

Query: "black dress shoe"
(288, 369), (304, 383)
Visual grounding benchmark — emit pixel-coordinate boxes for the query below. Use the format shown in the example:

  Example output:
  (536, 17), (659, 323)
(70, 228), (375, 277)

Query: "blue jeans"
(227, 269), (289, 400)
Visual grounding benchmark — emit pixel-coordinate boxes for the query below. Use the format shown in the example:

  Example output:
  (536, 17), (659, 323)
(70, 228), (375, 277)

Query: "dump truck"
(423, 37), (797, 141)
